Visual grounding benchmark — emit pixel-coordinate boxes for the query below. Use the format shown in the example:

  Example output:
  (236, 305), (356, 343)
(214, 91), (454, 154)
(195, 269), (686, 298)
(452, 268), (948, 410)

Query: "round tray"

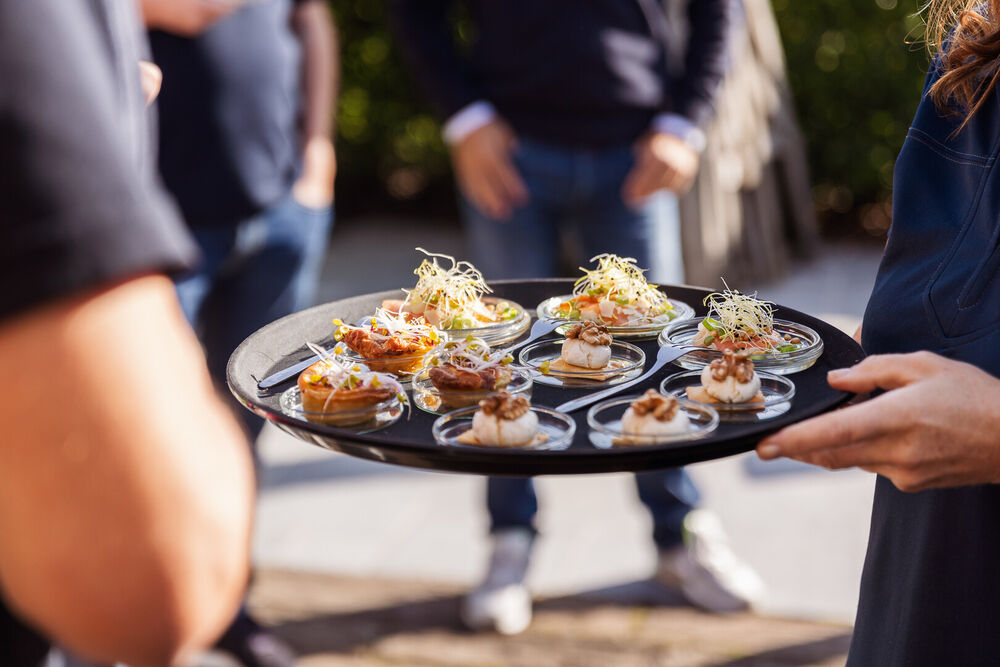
(536, 294), (694, 340)
(518, 339), (645, 388)
(659, 370), (795, 422)
(659, 318), (823, 375)
(227, 279), (864, 475)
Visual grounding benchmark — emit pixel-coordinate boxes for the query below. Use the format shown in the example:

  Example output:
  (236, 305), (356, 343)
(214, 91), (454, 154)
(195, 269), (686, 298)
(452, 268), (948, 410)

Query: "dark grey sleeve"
(673, 0), (736, 126)
(0, 0), (197, 321)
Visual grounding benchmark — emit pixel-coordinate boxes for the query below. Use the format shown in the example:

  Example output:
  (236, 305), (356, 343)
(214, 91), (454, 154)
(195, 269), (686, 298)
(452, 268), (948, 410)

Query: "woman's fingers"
(757, 395), (899, 460)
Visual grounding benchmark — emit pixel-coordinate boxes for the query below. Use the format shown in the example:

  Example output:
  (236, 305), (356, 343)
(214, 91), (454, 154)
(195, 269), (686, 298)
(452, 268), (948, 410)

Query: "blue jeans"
(463, 138), (684, 284)
(463, 138), (696, 550)
(175, 192), (334, 438)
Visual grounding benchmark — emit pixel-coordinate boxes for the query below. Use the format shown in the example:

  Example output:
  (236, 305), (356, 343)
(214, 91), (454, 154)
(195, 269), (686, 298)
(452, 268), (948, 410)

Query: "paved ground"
(248, 569), (853, 666)
(247, 219), (885, 664)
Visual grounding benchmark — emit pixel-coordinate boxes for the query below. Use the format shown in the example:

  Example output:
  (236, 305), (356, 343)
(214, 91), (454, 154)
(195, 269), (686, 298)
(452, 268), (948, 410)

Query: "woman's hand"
(756, 351), (1000, 492)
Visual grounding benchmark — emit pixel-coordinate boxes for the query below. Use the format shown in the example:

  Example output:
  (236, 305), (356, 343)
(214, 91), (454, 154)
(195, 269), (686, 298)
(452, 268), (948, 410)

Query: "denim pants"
(175, 192), (334, 438)
(462, 138), (697, 550)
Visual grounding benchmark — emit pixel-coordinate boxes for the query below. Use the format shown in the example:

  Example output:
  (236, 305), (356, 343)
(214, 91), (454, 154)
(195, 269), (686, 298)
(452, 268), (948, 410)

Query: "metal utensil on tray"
(555, 344), (694, 413)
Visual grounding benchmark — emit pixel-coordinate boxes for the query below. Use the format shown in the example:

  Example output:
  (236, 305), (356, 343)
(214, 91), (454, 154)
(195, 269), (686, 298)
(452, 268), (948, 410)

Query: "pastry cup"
(411, 366), (533, 415)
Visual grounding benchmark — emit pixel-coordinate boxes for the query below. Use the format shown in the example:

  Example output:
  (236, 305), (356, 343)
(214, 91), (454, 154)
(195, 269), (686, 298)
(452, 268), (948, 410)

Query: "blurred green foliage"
(331, 0), (932, 231)
(330, 0), (453, 217)
(771, 0), (929, 234)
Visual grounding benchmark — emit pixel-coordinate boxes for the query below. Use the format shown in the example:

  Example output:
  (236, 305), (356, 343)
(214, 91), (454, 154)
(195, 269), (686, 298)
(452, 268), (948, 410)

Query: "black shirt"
(149, 0), (309, 227)
(850, 60), (1000, 665)
(390, 0), (733, 148)
(0, 0), (195, 658)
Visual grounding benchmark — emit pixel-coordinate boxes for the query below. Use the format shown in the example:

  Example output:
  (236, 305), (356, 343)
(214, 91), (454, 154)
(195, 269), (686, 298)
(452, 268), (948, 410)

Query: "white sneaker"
(656, 510), (765, 613)
(461, 528), (534, 635)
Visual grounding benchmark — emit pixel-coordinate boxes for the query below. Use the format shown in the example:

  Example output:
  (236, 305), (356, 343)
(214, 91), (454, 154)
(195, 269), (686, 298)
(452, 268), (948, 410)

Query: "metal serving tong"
(256, 317), (562, 391)
(555, 344), (694, 414)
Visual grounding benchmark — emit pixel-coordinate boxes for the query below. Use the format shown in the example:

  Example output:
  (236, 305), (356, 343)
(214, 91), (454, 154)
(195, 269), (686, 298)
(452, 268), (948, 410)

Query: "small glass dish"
(659, 370), (795, 422)
(337, 346), (435, 381)
(518, 339), (646, 388)
(411, 366), (534, 415)
(279, 386), (404, 433)
(658, 318), (823, 375)
(536, 294), (695, 340)
(432, 405), (576, 451)
(395, 297), (530, 346)
(586, 396), (719, 449)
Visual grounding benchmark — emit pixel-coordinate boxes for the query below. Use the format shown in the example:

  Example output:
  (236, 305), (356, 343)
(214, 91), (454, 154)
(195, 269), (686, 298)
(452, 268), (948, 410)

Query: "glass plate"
(659, 318), (823, 375)
(411, 366), (533, 415)
(338, 346), (436, 381)
(586, 396), (719, 449)
(279, 386), (404, 433)
(536, 294), (694, 340)
(517, 339), (645, 388)
(432, 405), (576, 451)
(375, 297), (531, 346)
(659, 370), (795, 422)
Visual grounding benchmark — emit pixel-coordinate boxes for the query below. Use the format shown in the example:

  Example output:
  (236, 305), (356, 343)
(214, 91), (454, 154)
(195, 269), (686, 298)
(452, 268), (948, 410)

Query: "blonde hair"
(925, 0), (1000, 128)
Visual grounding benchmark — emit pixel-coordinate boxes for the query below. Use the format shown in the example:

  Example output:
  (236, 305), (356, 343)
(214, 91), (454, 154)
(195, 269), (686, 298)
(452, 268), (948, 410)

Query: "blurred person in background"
(139, 0), (339, 663)
(391, 0), (763, 635)
(0, 0), (253, 664)
(755, 1), (1000, 664)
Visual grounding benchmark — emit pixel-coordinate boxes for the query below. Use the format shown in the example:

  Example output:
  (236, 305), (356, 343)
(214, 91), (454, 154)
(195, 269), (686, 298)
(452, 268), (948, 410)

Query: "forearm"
(291, 0), (339, 144)
(675, 0), (735, 126)
(0, 276), (253, 665)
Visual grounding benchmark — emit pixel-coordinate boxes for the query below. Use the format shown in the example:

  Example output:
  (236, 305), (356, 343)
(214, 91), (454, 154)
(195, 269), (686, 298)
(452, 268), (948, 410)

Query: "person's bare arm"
(0, 276), (254, 666)
(291, 0), (339, 208)
(139, 0), (238, 36)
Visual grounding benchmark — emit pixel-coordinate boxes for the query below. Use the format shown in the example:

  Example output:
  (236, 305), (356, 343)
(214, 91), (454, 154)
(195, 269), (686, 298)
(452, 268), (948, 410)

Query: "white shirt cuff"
(652, 113), (707, 153)
(442, 101), (498, 145)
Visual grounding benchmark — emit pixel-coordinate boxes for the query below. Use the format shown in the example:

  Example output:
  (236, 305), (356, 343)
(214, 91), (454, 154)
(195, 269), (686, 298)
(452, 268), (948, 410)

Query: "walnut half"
(565, 321), (612, 346)
(709, 350), (756, 384)
(629, 389), (680, 422)
(478, 392), (531, 420)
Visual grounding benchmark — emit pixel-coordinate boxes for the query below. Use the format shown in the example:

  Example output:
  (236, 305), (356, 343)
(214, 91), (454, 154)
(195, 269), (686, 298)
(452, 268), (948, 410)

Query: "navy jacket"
(389, 0), (733, 148)
(851, 62), (1000, 665)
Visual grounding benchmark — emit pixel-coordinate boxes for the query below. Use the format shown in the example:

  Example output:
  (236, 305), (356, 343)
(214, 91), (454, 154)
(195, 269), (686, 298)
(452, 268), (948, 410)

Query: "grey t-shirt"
(0, 0), (196, 658)
(0, 0), (196, 322)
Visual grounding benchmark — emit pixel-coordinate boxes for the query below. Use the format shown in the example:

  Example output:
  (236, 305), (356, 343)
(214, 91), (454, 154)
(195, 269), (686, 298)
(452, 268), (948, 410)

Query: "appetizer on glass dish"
(659, 352), (795, 422)
(382, 248), (530, 344)
(334, 308), (440, 377)
(586, 389), (719, 449)
(412, 336), (533, 414)
(536, 254), (694, 338)
(285, 348), (407, 428)
(687, 351), (764, 405)
(660, 284), (824, 375)
(432, 391), (576, 450)
(518, 322), (646, 387)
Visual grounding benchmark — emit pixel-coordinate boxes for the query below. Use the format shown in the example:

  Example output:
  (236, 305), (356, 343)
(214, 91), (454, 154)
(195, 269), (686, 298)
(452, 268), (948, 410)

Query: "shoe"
(213, 609), (296, 667)
(460, 528), (534, 635)
(656, 510), (765, 613)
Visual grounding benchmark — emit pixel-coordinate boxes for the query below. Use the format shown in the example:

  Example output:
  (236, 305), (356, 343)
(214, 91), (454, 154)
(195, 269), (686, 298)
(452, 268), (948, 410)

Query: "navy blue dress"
(849, 63), (1000, 665)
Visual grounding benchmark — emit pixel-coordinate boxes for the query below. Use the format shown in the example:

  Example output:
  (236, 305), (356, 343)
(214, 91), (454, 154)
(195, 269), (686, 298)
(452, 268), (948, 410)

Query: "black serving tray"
(227, 279), (864, 475)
